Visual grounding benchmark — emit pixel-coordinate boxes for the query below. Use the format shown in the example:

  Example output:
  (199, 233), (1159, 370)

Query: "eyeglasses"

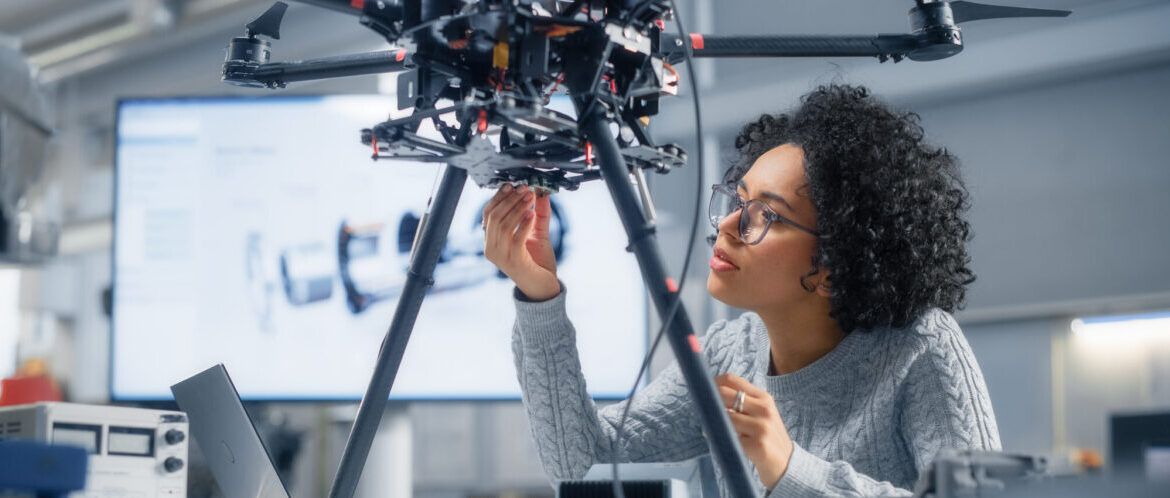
(708, 183), (818, 245)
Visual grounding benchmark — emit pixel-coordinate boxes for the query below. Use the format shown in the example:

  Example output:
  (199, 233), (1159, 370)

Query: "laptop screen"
(171, 364), (290, 498)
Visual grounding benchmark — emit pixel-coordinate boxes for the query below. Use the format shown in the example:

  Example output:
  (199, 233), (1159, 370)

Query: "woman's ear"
(813, 271), (832, 298)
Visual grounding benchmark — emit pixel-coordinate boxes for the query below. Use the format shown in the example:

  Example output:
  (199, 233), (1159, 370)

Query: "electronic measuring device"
(0, 402), (188, 497)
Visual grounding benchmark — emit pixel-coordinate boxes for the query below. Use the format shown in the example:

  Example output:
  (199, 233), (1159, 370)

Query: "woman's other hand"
(717, 373), (795, 490)
(482, 184), (561, 301)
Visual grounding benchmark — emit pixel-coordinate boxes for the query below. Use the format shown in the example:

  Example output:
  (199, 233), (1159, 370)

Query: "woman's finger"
(495, 192), (534, 243)
(716, 373), (767, 399)
(722, 387), (768, 418)
(718, 385), (750, 412)
(531, 193), (552, 239)
(484, 184), (526, 222)
(727, 410), (766, 438)
(716, 377), (748, 407)
(482, 188), (512, 237)
(486, 188), (533, 249)
(513, 208), (536, 244)
(482, 184), (515, 217)
(715, 373), (751, 392)
(486, 185), (526, 224)
(490, 199), (532, 259)
(727, 409), (768, 436)
(718, 385), (737, 406)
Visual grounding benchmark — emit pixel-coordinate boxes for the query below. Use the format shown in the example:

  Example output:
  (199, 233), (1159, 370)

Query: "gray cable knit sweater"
(511, 285), (1001, 497)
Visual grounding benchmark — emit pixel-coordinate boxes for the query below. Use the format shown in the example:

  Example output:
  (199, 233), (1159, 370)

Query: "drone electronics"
(218, 2), (1070, 498)
(223, 0), (1069, 193)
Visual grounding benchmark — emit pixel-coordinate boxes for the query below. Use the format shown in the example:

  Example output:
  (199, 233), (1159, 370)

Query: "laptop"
(171, 364), (291, 498)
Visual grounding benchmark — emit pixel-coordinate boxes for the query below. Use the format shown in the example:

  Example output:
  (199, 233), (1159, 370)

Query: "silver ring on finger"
(732, 390), (746, 414)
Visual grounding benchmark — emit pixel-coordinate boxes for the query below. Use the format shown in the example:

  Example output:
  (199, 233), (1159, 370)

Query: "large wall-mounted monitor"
(112, 95), (647, 401)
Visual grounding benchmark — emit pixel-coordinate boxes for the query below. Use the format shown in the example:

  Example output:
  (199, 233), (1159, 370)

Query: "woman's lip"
(711, 247), (740, 271)
(709, 255), (738, 272)
(714, 247), (739, 267)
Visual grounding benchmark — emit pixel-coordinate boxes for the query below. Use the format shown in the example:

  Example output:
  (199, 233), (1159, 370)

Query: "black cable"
(610, 1), (705, 496)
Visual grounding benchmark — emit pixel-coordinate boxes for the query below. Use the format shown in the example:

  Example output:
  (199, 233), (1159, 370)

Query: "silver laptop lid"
(171, 364), (290, 498)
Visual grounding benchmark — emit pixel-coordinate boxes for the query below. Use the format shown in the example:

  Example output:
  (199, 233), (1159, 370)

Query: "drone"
(218, 2), (1070, 498)
(223, 0), (1068, 193)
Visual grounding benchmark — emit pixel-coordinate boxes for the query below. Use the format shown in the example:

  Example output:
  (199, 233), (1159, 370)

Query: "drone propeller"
(901, 0), (1070, 60)
(947, 1), (1071, 24)
(246, 1), (288, 39)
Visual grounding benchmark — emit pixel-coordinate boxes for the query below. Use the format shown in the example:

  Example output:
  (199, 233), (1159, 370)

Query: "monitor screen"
(112, 95), (648, 401)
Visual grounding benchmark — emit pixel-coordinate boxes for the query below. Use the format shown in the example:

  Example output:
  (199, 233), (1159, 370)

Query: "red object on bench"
(0, 375), (63, 406)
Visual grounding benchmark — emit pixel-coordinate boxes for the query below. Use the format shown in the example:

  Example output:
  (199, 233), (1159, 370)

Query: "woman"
(482, 84), (1000, 496)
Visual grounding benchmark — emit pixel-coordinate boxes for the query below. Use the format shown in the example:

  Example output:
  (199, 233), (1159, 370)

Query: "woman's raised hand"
(716, 373), (795, 490)
(482, 184), (561, 301)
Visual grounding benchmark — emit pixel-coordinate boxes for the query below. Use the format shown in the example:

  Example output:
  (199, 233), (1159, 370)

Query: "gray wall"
(962, 319), (1058, 455)
(920, 64), (1170, 314)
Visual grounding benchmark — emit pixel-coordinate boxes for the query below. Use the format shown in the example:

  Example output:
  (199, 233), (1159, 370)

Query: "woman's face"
(706, 143), (828, 311)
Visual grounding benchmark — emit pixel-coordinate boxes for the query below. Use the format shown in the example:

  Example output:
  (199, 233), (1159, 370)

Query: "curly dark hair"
(726, 84), (975, 333)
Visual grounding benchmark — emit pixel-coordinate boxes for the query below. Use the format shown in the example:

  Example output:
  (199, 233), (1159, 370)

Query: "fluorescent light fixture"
(1071, 310), (1170, 339)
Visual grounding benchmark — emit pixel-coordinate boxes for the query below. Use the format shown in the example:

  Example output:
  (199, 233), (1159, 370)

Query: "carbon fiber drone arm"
(223, 49), (412, 89)
(662, 33), (921, 60)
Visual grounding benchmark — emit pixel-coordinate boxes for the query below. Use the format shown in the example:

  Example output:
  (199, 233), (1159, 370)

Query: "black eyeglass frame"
(708, 183), (819, 244)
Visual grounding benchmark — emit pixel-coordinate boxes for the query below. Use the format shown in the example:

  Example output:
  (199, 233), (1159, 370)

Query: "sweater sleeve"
(512, 284), (710, 482)
(766, 443), (911, 497)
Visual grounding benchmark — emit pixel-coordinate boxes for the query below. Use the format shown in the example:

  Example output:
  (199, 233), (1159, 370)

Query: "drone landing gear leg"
(580, 107), (759, 498)
(328, 162), (469, 498)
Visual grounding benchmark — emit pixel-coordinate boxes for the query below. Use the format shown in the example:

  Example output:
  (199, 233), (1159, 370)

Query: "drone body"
(222, 0), (1067, 194)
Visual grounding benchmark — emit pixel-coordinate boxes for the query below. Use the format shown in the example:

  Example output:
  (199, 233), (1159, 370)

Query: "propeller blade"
(949, 1), (1071, 24)
(246, 1), (289, 39)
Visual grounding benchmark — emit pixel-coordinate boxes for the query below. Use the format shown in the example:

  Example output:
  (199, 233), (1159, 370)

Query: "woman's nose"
(717, 207), (743, 243)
